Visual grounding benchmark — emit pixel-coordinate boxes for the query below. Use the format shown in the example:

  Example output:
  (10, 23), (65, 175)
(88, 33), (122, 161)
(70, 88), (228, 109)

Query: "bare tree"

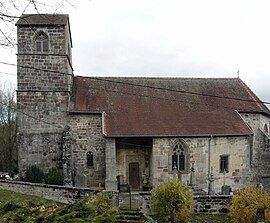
(0, 83), (16, 175)
(0, 0), (74, 48)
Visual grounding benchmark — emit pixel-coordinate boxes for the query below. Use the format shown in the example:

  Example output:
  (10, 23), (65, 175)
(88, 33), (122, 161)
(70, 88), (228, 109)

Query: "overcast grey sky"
(0, 0), (269, 105)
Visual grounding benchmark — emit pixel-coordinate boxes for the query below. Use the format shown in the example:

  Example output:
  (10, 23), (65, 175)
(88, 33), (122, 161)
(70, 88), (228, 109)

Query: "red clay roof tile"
(72, 77), (269, 137)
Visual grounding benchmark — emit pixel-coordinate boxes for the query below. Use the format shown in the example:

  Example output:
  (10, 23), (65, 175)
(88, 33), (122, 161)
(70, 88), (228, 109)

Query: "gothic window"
(86, 151), (94, 168)
(35, 31), (49, 52)
(172, 142), (186, 171)
(220, 155), (229, 173)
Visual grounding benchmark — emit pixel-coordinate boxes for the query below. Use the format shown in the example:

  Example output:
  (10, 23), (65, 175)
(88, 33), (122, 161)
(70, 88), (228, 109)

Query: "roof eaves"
(68, 110), (102, 115)
(103, 133), (253, 138)
(237, 110), (270, 117)
(15, 14), (68, 26)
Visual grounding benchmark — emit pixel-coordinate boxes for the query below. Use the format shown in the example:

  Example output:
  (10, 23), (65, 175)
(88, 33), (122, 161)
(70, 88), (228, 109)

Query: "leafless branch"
(0, 0), (75, 48)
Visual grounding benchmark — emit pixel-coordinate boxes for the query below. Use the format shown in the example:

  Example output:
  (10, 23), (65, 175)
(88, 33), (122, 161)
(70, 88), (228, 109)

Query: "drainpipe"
(208, 135), (213, 195)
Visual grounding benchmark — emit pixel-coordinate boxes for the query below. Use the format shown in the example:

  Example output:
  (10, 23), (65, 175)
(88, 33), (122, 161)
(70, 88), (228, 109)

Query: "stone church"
(16, 14), (270, 193)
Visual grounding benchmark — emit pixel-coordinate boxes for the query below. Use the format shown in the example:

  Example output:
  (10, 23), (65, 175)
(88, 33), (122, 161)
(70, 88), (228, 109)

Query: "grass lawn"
(0, 189), (234, 223)
(0, 189), (63, 223)
(0, 189), (58, 205)
(0, 189), (118, 223)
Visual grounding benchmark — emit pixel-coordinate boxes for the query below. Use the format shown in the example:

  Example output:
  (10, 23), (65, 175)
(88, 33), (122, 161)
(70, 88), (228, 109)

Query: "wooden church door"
(129, 162), (140, 190)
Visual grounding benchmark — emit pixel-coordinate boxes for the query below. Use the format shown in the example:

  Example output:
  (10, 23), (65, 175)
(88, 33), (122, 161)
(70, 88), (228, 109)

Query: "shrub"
(86, 192), (118, 223)
(24, 165), (45, 183)
(45, 167), (63, 185)
(0, 201), (20, 214)
(230, 186), (270, 223)
(151, 179), (193, 223)
(44, 192), (117, 223)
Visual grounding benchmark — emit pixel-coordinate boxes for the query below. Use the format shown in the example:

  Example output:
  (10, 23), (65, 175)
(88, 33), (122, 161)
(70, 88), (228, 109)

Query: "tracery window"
(35, 31), (49, 52)
(172, 142), (186, 171)
(86, 151), (94, 168)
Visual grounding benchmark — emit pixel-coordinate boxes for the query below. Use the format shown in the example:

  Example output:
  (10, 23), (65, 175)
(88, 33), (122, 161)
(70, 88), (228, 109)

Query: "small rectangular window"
(220, 155), (229, 172)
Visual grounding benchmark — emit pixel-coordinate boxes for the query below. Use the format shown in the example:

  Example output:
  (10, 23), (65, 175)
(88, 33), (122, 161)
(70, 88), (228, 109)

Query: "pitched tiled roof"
(16, 14), (68, 26)
(72, 77), (269, 137)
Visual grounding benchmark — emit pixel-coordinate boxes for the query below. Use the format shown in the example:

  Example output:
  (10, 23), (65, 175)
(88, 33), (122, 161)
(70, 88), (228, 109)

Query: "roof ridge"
(21, 13), (68, 16)
(16, 14), (69, 26)
(75, 75), (238, 80)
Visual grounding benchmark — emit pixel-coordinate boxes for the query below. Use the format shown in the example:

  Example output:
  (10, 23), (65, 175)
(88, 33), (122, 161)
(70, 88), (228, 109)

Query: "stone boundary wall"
(0, 180), (98, 203)
(0, 180), (232, 214)
(194, 195), (232, 213)
(139, 193), (232, 215)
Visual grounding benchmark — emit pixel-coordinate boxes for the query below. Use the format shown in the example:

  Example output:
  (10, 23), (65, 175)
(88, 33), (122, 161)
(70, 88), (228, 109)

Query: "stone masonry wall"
(151, 136), (251, 193)
(17, 22), (73, 175)
(194, 195), (232, 213)
(17, 92), (69, 131)
(68, 114), (106, 188)
(17, 55), (72, 91)
(17, 91), (69, 174)
(139, 192), (232, 216)
(17, 26), (68, 55)
(0, 180), (97, 204)
(17, 132), (63, 174)
(240, 113), (270, 191)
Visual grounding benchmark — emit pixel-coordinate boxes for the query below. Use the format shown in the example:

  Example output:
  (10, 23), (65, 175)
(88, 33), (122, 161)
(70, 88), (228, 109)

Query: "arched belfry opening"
(35, 31), (49, 52)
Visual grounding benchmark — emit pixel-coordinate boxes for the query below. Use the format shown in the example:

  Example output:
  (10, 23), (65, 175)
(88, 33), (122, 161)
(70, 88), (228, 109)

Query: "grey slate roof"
(16, 14), (69, 26)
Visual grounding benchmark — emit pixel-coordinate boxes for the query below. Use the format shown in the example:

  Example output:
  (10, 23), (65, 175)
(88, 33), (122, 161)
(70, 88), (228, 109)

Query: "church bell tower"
(16, 14), (73, 175)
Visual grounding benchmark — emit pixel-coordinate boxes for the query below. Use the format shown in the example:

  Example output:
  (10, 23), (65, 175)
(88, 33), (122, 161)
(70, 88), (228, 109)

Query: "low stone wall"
(139, 192), (153, 216)
(139, 193), (232, 215)
(0, 180), (98, 203)
(0, 180), (232, 214)
(194, 195), (232, 213)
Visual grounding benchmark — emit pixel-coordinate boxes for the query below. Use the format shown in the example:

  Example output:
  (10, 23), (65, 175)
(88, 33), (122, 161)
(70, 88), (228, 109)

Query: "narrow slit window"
(87, 151), (94, 168)
(264, 124), (268, 134)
